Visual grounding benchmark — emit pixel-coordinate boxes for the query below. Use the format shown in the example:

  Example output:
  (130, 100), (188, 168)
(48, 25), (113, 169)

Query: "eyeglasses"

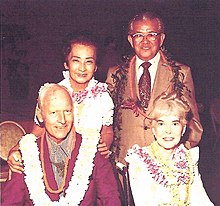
(131, 32), (161, 42)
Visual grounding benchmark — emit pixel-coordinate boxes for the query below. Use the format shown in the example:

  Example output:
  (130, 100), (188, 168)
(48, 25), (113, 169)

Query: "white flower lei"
(19, 130), (100, 206)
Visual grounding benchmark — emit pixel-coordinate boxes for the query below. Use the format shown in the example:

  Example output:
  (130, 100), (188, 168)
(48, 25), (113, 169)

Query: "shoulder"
(20, 134), (38, 148)
(106, 55), (135, 78)
(58, 78), (67, 86)
(89, 80), (113, 101)
(159, 54), (191, 74)
(189, 146), (199, 164)
(125, 144), (149, 163)
(174, 61), (191, 73)
(58, 78), (73, 92)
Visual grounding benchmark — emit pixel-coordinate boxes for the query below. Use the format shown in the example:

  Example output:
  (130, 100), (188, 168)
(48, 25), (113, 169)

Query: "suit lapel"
(126, 55), (174, 114)
(148, 57), (173, 107)
(38, 136), (60, 200)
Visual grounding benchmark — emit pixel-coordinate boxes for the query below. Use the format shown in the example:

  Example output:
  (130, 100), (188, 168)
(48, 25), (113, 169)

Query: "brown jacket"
(106, 54), (203, 163)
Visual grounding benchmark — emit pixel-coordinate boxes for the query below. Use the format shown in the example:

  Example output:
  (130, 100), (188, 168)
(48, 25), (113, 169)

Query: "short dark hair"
(62, 32), (99, 63)
(128, 11), (165, 34)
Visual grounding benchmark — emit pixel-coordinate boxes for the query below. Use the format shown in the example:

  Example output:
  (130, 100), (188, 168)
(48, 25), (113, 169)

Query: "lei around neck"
(19, 131), (100, 206)
(63, 70), (108, 104)
(127, 143), (195, 205)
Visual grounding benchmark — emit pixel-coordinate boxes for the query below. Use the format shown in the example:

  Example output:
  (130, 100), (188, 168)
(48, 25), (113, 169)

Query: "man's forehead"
(42, 89), (72, 106)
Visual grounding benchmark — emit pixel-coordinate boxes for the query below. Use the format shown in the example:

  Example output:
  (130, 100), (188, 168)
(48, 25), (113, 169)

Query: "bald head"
(36, 83), (74, 142)
(38, 83), (72, 110)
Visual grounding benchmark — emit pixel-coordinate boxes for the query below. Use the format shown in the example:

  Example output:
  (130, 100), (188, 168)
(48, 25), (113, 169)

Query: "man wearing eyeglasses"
(106, 11), (203, 164)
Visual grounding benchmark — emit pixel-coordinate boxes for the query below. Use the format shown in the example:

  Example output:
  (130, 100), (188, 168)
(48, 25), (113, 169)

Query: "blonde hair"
(148, 91), (191, 125)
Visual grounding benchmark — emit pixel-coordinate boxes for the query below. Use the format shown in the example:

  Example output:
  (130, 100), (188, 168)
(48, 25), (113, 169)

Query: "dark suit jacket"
(1, 133), (121, 205)
(106, 53), (203, 163)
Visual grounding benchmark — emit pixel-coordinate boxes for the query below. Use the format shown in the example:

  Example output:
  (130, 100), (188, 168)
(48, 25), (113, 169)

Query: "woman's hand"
(98, 138), (112, 158)
(7, 150), (24, 175)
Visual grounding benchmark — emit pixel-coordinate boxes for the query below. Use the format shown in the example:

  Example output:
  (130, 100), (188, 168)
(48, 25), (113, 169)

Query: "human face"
(39, 90), (74, 144)
(152, 115), (186, 152)
(128, 19), (165, 61)
(64, 43), (97, 91)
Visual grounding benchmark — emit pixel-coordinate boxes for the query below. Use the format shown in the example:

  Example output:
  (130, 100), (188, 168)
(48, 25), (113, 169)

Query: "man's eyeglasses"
(131, 32), (161, 42)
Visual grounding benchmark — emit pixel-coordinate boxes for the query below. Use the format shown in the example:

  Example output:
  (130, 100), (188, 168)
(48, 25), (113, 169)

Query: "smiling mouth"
(56, 126), (67, 130)
(141, 46), (150, 50)
(163, 137), (174, 141)
(77, 73), (87, 77)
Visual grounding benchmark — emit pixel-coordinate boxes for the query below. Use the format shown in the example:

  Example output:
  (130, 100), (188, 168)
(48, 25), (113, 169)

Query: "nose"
(58, 112), (66, 124)
(142, 35), (149, 43)
(165, 124), (171, 134)
(79, 62), (86, 72)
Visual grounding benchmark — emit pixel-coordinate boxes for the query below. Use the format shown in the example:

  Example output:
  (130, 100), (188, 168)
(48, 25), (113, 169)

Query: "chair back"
(0, 121), (26, 160)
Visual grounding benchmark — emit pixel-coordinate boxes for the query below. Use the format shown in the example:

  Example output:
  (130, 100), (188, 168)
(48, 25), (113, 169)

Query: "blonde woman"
(126, 92), (213, 205)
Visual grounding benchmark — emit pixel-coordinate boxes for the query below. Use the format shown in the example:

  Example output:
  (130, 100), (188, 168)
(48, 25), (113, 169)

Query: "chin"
(138, 54), (152, 61)
(76, 79), (90, 84)
(56, 131), (69, 138)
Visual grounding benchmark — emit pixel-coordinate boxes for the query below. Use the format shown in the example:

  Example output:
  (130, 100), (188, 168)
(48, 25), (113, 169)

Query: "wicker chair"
(0, 121), (26, 182)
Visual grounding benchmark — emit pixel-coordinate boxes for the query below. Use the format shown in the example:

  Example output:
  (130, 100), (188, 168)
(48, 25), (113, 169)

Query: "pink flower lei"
(132, 143), (193, 187)
(72, 82), (108, 104)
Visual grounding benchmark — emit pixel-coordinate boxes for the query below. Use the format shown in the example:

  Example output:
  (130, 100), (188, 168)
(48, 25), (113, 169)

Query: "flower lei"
(110, 49), (191, 157)
(19, 131), (100, 206)
(119, 49), (191, 114)
(129, 142), (194, 205)
(72, 82), (108, 104)
(63, 70), (109, 104)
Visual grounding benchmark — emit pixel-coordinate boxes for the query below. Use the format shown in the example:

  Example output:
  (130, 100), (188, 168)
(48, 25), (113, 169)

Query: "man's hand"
(97, 138), (112, 158)
(7, 150), (24, 175)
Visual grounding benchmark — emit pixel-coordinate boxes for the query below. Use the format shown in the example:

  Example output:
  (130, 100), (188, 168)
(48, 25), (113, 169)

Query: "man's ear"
(159, 33), (166, 47)
(127, 35), (134, 48)
(36, 107), (43, 123)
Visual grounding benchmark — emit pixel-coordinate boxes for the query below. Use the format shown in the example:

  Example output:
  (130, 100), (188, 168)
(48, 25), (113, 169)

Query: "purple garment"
(1, 133), (121, 205)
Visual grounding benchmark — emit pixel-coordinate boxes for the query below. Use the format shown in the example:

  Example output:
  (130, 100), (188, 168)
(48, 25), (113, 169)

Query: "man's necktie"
(138, 62), (151, 109)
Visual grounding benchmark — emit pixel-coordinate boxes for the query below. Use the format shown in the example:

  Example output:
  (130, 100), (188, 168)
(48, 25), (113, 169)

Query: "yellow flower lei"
(150, 141), (195, 205)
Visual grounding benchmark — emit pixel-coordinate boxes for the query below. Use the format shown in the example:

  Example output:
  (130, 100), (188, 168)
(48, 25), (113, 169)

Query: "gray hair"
(128, 11), (165, 34)
(37, 83), (71, 109)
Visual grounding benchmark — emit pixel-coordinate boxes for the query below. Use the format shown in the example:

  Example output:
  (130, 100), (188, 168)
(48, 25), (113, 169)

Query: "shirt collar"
(46, 131), (74, 158)
(135, 52), (160, 69)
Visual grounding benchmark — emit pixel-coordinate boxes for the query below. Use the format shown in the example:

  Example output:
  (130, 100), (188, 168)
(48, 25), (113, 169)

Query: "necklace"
(19, 130), (100, 205)
(40, 133), (75, 194)
(129, 142), (194, 205)
(150, 142), (194, 205)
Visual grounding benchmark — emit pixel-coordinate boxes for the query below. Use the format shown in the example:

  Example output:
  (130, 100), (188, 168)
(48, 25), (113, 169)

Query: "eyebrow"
(70, 55), (95, 60)
(156, 119), (180, 122)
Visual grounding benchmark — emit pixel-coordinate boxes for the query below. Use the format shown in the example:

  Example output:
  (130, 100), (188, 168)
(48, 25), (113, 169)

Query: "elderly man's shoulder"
(174, 61), (191, 71)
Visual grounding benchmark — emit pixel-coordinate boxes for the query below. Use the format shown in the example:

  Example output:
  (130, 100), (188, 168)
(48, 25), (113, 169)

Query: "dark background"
(1, 0), (220, 204)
